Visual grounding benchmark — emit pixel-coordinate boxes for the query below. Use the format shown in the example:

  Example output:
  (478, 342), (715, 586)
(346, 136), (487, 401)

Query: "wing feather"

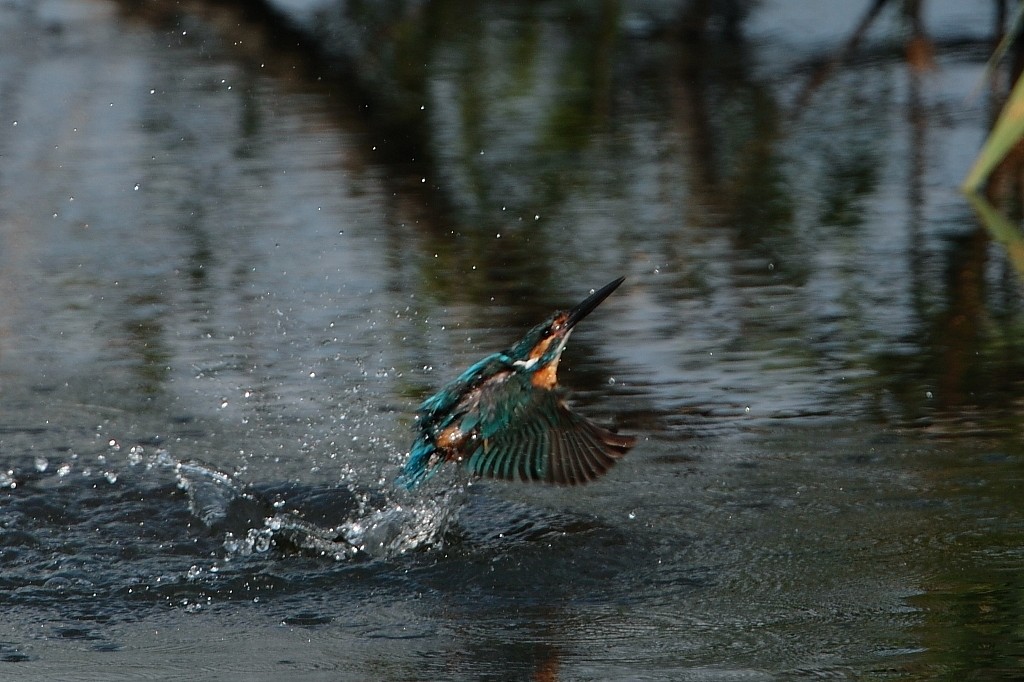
(463, 384), (634, 485)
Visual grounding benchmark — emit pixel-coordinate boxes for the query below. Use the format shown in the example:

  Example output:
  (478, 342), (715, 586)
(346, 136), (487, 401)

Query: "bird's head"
(507, 277), (625, 388)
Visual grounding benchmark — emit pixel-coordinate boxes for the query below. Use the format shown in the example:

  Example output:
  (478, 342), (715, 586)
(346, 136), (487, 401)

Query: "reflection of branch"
(791, 0), (890, 114)
(966, 192), (1024, 281)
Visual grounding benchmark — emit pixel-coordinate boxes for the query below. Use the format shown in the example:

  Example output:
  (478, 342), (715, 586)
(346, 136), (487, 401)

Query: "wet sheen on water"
(1, 0), (1023, 679)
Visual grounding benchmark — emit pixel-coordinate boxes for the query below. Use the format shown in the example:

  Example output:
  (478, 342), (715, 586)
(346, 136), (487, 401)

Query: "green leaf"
(963, 71), (1024, 192)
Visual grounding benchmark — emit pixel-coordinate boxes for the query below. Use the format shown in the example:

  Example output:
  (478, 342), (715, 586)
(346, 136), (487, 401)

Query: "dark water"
(2, 0), (1024, 679)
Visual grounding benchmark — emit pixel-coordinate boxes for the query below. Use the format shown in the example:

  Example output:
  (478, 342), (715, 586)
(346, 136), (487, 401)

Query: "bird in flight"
(399, 277), (635, 489)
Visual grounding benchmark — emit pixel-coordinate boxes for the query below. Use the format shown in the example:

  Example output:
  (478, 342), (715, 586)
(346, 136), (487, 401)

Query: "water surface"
(1, 0), (1023, 679)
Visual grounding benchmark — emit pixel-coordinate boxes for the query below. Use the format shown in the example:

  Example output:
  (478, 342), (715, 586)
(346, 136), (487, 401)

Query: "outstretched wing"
(464, 382), (634, 485)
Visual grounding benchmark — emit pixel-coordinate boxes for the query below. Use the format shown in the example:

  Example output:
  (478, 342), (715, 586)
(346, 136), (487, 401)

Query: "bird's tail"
(396, 436), (442, 490)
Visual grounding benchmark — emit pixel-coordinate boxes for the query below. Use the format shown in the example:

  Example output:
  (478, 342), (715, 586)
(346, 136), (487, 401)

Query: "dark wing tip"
(546, 420), (635, 486)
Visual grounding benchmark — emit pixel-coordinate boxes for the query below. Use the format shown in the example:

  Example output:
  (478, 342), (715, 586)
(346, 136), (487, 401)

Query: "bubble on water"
(34, 456), (48, 472)
(252, 529), (272, 553)
(223, 532), (240, 554)
(153, 449), (175, 469)
(57, 463), (72, 477)
(43, 577), (72, 590)
(103, 471), (118, 484)
(0, 471), (15, 489)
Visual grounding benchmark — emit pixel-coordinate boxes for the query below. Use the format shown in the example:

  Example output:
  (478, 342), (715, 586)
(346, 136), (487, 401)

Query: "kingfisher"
(399, 277), (635, 489)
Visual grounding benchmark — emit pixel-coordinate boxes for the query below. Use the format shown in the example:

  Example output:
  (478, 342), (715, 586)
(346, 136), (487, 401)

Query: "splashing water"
(338, 488), (465, 556)
(173, 457), (463, 561)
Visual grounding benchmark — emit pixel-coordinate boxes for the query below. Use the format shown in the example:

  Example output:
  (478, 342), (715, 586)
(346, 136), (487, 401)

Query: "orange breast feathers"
(520, 335), (558, 389)
(530, 360), (560, 389)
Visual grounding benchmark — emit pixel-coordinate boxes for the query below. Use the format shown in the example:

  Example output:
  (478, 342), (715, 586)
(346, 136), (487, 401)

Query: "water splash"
(172, 457), (462, 561)
(339, 487), (464, 556)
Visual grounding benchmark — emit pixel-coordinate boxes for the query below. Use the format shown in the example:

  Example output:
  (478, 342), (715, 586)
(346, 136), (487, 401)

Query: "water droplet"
(925, 391), (933, 399)
(34, 457), (48, 472)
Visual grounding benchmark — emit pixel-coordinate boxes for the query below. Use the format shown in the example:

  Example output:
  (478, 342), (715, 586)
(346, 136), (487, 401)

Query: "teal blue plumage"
(398, 278), (635, 489)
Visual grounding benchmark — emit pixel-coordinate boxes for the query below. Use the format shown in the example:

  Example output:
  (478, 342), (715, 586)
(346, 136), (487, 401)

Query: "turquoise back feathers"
(399, 278), (635, 489)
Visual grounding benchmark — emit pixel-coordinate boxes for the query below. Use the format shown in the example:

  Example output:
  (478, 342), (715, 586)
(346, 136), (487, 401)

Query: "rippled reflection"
(1, 0), (1023, 678)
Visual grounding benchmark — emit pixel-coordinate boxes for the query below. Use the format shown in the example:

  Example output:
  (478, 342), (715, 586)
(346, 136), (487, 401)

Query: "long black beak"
(565, 276), (625, 330)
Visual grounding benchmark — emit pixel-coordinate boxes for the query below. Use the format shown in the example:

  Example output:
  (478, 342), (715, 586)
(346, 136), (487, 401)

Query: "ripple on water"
(0, 447), (607, 620)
